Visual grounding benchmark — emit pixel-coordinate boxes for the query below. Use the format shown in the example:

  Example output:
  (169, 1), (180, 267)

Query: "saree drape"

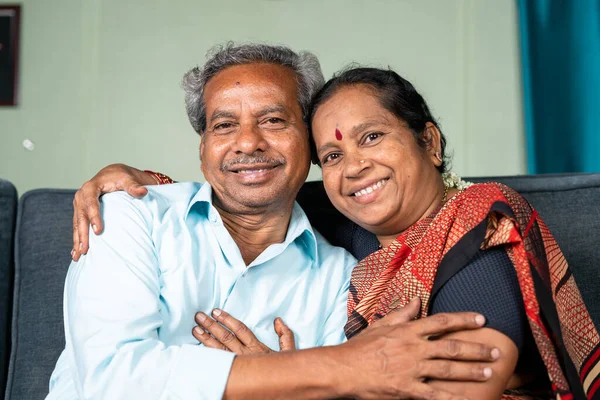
(346, 183), (600, 399)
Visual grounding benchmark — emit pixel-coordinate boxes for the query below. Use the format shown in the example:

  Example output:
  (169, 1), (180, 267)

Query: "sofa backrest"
(6, 173), (600, 399)
(297, 173), (600, 329)
(6, 190), (75, 400)
(0, 179), (17, 398)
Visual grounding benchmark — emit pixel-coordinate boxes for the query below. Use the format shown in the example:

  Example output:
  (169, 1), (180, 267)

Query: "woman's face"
(312, 84), (443, 238)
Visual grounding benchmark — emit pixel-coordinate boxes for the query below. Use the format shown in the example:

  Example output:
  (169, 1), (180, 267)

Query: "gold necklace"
(441, 185), (449, 203)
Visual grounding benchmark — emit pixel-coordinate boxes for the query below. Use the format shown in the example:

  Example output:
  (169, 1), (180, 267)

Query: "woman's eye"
(322, 153), (341, 164)
(364, 132), (382, 144)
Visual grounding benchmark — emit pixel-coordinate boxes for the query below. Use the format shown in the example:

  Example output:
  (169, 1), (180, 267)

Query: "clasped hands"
(193, 307), (297, 354)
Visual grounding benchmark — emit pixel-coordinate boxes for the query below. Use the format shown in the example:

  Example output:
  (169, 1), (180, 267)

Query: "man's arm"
(222, 309), (499, 400)
(71, 164), (162, 260)
(65, 191), (234, 400)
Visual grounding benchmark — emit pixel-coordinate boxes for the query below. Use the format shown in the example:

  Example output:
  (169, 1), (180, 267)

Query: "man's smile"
(228, 164), (283, 184)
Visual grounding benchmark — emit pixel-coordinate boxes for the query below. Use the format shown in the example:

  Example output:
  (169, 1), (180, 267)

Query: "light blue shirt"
(46, 182), (355, 400)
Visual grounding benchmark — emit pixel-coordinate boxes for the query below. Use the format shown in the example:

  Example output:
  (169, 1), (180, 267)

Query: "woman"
(71, 67), (599, 399)
(306, 67), (600, 399)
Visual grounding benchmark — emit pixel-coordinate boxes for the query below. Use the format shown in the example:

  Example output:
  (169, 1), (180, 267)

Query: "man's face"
(200, 63), (311, 214)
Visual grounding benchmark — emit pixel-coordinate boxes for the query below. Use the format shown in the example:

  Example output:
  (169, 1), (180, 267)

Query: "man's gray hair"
(182, 42), (325, 134)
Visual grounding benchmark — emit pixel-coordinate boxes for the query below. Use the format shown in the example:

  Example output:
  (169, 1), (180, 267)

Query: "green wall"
(0, 0), (525, 194)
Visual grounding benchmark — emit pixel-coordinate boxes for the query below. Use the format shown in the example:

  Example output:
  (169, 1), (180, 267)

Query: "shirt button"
(209, 213), (217, 224)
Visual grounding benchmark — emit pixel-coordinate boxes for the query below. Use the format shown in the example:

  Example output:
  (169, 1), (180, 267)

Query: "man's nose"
(233, 123), (268, 154)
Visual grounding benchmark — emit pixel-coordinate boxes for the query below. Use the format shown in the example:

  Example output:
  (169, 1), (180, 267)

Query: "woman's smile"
(349, 178), (389, 203)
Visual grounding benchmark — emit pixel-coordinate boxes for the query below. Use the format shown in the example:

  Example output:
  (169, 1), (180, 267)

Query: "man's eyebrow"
(209, 110), (236, 124)
(255, 105), (287, 119)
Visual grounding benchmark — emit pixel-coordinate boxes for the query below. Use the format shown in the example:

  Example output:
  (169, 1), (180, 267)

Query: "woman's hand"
(193, 309), (296, 354)
(72, 164), (159, 261)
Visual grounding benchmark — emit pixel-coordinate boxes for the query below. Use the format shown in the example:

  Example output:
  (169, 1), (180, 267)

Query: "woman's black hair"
(308, 67), (449, 173)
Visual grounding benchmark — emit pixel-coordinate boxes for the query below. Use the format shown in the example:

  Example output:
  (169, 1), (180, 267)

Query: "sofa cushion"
(297, 173), (600, 330)
(0, 179), (17, 397)
(5, 190), (75, 400)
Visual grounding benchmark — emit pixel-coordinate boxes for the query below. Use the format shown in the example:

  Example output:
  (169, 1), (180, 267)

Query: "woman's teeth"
(354, 179), (388, 197)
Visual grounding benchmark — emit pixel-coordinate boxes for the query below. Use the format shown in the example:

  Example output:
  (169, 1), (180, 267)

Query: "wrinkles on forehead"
(203, 64), (303, 127)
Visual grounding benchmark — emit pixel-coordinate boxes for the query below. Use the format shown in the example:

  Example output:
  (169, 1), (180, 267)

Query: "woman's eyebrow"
(351, 119), (388, 136)
(316, 142), (338, 156)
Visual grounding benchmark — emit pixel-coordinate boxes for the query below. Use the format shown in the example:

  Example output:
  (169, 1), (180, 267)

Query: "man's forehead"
(204, 64), (301, 116)
(206, 63), (297, 91)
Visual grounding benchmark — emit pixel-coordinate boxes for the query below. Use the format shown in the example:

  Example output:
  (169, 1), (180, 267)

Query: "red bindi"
(335, 128), (343, 141)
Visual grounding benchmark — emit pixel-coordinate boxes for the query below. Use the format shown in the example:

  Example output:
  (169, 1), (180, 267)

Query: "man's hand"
(334, 298), (499, 399)
(193, 309), (296, 354)
(72, 164), (158, 261)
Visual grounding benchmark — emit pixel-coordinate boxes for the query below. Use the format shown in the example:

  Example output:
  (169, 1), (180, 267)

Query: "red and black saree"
(345, 182), (600, 399)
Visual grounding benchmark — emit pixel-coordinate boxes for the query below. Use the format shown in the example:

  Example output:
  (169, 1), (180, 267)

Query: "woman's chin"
(349, 214), (393, 234)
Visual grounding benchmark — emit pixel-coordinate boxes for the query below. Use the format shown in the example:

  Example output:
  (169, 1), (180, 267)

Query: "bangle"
(143, 170), (174, 185)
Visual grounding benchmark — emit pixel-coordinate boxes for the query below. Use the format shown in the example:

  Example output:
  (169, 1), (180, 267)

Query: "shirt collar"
(185, 181), (215, 219)
(185, 182), (319, 265)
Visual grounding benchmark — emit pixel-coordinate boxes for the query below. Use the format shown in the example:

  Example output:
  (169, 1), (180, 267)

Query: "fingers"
(371, 297), (421, 329)
(71, 181), (103, 260)
(418, 359), (493, 382)
(426, 338), (500, 362)
(82, 186), (103, 238)
(210, 308), (258, 347)
(72, 209), (81, 261)
(192, 326), (228, 351)
(412, 312), (486, 337)
(195, 312), (243, 353)
(274, 317), (296, 351)
(125, 183), (149, 199)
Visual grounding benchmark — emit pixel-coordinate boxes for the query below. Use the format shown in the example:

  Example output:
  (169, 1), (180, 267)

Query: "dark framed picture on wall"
(0, 5), (21, 106)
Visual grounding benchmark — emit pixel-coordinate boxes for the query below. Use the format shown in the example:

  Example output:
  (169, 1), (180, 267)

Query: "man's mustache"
(220, 155), (286, 171)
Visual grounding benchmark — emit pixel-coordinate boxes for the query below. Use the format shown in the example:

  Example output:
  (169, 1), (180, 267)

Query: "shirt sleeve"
(430, 247), (528, 352)
(318, 250), (355, 346)
(63, 192), (235, 400)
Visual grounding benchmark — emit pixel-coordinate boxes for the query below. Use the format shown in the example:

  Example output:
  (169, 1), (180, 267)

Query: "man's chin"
(216, 185), (292, 212)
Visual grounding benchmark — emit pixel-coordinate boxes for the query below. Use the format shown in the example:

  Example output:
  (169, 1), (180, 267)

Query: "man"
(50, 43), (498, 400)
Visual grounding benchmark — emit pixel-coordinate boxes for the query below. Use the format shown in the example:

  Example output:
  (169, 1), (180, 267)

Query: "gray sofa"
(1, 173), (599, 399)
(0, 180), (16, 399)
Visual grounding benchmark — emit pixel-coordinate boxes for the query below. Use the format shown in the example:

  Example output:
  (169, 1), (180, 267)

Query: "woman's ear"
(422, 122), (442, 166)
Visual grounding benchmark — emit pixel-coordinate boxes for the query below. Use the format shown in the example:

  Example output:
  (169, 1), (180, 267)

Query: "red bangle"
(144, 170), (174, 185)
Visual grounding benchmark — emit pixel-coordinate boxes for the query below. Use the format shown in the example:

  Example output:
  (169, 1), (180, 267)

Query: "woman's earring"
(435, 152), (442, 161)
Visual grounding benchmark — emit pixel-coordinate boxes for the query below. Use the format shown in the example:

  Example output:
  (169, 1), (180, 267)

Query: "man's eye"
(322, 153), (341, 164)
(262, 117), (286, 128)
(214, 122), (234, 131)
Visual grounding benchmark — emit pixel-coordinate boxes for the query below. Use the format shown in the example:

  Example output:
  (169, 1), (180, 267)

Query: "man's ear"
(422, 122), (442, 166)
